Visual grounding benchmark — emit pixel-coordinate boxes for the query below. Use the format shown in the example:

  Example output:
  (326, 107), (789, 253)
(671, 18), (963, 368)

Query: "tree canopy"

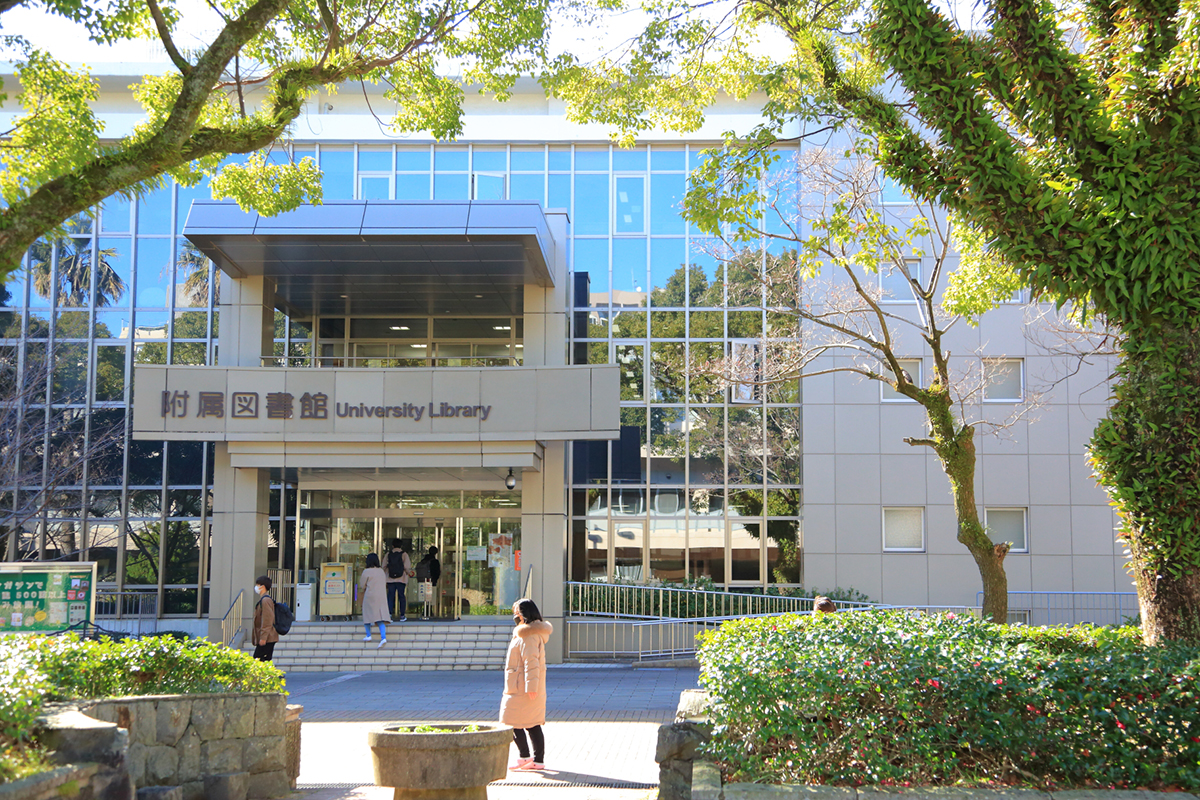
(550, 0), (1200, 642)
(0, 0), (558, 279)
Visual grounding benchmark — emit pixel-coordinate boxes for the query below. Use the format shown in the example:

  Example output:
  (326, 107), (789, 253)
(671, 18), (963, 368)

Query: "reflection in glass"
(650, 174), (686, 234)
(650, 240), (686, 304)
(434, 173), (469, 199)
(728, 408), (764, 484)
(611, 310), (645, 337)
(730, 520), (761, 581)
(574, 174), (609, 235)
(320, 149), (354, 199)
(510, 174), (544, 204)
(613, 520), (643, 580)
(615, 176), (644, 233)
(650, 408), (686, 483)
(138, 184), (173, 234)
(766, 407), (802, 485)
(650, 343), (685, 401)
(396, 173), (430, 199)
(649, 518), (685, 580)
(765, 519), (801, 583)
(582, 520), (608, 581)
(612, 237), (646, 296)
(687, 407), (724, 483)
(176, 241), (213, 307)
(136, 239), (172, 308)
(688, 515), (724, 583)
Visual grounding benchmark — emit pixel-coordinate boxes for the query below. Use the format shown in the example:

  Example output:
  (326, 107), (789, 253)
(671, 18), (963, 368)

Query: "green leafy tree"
(0, 0), (557, 279)
(550, 0), (1200, 643)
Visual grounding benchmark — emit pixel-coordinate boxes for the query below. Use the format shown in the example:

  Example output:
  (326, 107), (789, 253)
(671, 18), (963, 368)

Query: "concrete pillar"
(523, 212), (569, 368)
(207, 443), (271, 642)
(207, 275), (275, 641)
(520, 441), (568, 663)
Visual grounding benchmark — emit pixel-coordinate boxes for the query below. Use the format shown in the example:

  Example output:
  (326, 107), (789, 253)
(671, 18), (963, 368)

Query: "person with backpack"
(385, 540), (413, 621)
(360, 552), (390, 647)
(252, 575), (279, 662)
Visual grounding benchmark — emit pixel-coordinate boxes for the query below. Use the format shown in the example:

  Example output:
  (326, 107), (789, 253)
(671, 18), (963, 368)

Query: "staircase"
(250, 620), (512, 672)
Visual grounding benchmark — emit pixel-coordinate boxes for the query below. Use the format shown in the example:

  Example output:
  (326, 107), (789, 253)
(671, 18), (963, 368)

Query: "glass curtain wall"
(3, 140), (805, 618)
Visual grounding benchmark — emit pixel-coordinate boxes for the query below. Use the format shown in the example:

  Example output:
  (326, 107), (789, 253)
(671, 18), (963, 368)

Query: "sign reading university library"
(132, 365), (620, 442)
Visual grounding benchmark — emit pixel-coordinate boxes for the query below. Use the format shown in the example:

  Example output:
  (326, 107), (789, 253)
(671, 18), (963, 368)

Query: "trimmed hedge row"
(698, 611), (1200, 789)
(0, 634), (284, 783)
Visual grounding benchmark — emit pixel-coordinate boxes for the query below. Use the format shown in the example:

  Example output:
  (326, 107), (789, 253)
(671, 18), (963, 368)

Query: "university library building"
(0, 69), (1129, 665)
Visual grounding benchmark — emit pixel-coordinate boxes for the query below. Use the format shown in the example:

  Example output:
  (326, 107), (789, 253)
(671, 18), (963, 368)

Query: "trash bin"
(295, 583), (313, 622)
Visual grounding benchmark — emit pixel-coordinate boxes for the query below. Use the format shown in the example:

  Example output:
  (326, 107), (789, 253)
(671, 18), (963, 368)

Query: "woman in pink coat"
(499, 598), (553, 771)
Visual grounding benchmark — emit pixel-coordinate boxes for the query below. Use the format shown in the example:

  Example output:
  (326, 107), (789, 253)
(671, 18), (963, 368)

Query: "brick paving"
(286, 664), (700, 798)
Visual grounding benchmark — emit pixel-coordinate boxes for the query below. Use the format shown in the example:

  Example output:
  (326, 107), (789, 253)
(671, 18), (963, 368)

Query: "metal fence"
(981, 591), (1140, 627)
(222, 590), (245, 648)
(268, 568), (294, 610)
(95, 590), (158, 636)
(564, 581), (878, 620)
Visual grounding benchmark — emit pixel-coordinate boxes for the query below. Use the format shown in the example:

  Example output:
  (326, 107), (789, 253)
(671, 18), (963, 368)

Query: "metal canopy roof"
(183, 200), (555, 318)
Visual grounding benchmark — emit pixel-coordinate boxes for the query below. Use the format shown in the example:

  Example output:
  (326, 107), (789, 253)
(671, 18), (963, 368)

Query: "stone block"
(656, 721), (711, 763)
(176, 729), (201, 783)
(676, 689), (711, 721)
(223, 697), (256, 739)
(114, 702), (157, 747)
(779, 787), (858, 800)
(144, 745), (179, 785)
(188, 698), (225, 741)
(245, 769), (290, 799)
(253, 696), (285, 737)
(242, 737), (286, 774)
(180, 780), (205, 800)
(283, 713), (301, 787)
(137, 786), (183, 800)
(202, 772), (248, 800)
(126, 742), (148, 785)
(691, 759), (723, 800)
(657, 758), (692, 800)
(861, 792), (1049, 800)
(156, 700), (191, 747)
(201, 739), (244, 774)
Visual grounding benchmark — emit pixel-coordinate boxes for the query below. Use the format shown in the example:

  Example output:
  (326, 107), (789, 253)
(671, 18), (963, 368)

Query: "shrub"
(0, 633), (284, 784)
(698, 611), (1200, 789)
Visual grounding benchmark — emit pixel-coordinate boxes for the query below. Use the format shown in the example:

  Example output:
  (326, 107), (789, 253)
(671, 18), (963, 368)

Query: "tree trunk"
(1090, 323), (1200, 645)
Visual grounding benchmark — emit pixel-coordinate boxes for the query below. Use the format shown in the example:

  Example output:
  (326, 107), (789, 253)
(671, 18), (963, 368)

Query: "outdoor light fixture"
(505, 468), (517, 491)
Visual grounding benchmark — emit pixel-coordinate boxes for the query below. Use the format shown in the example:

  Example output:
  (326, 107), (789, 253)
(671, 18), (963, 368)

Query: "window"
(983, 359), (1023, 401)
(883, 507), (925, 551)
(472, 173), (506, 200)
(729, 340), (760, 404)
(881, 358), (922, 401)
(985, 508), (1027, 552)
(879, 173), (910, 205)
(614, 176), (645, 234)
(879, 259), (920, 303)
(359, 175), (391, 199)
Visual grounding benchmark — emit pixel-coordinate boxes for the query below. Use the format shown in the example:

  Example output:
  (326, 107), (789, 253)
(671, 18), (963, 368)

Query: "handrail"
(222, 589), (245, 648)
(565, 580), (882, 620)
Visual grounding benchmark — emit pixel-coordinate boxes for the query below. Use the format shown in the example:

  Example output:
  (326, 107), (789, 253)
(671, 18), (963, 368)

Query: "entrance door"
(382, 520), (460, 620)
(336, 517), (378, 617)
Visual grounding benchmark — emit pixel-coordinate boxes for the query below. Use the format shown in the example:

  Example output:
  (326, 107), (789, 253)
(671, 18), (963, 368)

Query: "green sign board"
(0, 563), (98, 633)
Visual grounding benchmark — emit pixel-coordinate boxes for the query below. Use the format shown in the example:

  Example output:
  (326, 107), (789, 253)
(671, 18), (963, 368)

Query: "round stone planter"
(368, 722), (513, 800)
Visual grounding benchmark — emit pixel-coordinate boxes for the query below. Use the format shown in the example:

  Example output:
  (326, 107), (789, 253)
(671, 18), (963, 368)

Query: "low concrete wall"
(81, 693), (291, 800)
(0, 764), (105, 800)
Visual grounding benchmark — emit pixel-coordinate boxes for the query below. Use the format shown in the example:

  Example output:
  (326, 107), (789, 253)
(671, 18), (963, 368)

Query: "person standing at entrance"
(386, 540), (413, 621)
(499, 598), (553, 771)
(359, 553), (390, 647)
(416, 545), (441, 617)
(252, 576), (279, 662)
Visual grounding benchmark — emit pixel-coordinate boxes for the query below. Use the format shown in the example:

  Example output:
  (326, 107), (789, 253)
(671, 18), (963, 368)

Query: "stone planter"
(367, 722), (512, 799)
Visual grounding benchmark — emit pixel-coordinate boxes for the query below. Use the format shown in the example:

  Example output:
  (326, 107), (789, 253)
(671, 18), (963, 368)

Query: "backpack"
(387, 551), (407, 579)
(272, 600), (294, 636)
(415, 559), (431, 580)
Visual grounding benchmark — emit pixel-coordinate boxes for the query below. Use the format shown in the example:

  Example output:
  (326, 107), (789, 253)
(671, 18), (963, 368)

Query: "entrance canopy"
(183, 200), (556, 317)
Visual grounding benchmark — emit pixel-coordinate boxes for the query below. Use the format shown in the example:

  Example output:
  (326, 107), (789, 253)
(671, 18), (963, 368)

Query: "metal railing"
(980, 591), (1140, 627)
(222, 589), (245, 648)
(565, 581), (879, 620)
(259, 355), (521, 369)
(95, 590), (158, 636)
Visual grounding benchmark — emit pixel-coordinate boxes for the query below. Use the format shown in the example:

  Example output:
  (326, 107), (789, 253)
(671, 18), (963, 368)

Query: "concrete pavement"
(286, 664), (700, 798)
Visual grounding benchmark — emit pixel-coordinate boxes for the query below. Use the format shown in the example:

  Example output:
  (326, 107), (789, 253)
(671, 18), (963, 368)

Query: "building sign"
(132, 365), (621, 443)
(0, 563), (97, 633)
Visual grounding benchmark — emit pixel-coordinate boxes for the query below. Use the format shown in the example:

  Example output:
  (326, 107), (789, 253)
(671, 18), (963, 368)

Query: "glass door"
(460, 518), (522, 616)
(334, 517), (378, 616)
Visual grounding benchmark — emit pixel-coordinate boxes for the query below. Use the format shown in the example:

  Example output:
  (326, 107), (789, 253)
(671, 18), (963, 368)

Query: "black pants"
(387, 582), (407, 618)
(253, 642), (276, 662)
(512, 725), (544, 762)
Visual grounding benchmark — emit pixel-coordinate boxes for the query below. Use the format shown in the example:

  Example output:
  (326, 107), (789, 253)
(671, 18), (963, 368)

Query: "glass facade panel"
(320, 149), (354, 199)
(396, 173), (430, 200)
(650, 174), (685, 234)
(615, 176), (645, 233)
(435, 173), (469, 199)
(396, 148), (430, 171)
(510, 174), (544, 204)
(574, 174), (609, 235)
(511, 149), (544, 171)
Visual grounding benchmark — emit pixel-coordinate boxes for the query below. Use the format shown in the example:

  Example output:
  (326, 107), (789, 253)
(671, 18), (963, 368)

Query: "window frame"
(878, 258), (922, 304)
(880, 358), (923, 402)
(882, 506), (926, 552)
(982, 358), (1024, 402)
(984, 507), (1028, 553)
(471, 172), (507, 200)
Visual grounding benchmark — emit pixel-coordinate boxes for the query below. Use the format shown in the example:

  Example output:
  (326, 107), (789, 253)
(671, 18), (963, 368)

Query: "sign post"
(0, 562), (98, 633)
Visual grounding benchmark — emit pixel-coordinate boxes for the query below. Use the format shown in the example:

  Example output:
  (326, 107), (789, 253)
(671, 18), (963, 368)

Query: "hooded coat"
(498, 619), (553, 729)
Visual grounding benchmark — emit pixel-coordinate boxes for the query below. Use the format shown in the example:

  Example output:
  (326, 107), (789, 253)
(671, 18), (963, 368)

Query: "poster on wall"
(487, 533), (513, 569)
(0, 563), (98, 633)
(466, 546), (487, 562)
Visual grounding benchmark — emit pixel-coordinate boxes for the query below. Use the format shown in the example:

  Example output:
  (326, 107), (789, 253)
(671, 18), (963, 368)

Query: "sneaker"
(509, 758), (533, 771)
(378, 638), (387, 648)
(399, 616), (407, 622)
(520, 762), (546, 771)
(362, 636), (371, 642)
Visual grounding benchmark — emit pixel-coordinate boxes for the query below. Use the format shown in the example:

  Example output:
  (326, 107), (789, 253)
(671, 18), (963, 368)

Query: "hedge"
(0, 634), (284, 783)
(698, 611), (1200, 789)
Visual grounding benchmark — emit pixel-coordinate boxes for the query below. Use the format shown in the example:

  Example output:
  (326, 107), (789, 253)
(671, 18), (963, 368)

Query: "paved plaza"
(287, 664), (700, 798)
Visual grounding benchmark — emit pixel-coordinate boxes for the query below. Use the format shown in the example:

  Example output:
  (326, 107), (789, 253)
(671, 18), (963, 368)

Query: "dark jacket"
(417, 555), (441, 584)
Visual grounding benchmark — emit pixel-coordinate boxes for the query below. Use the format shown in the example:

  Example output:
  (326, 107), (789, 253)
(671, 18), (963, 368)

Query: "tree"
(549, 0), (1200, 644)
(28, 236), (127, 307)
(0, 0), (556, 279)
(705, 148), (1042, 620)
